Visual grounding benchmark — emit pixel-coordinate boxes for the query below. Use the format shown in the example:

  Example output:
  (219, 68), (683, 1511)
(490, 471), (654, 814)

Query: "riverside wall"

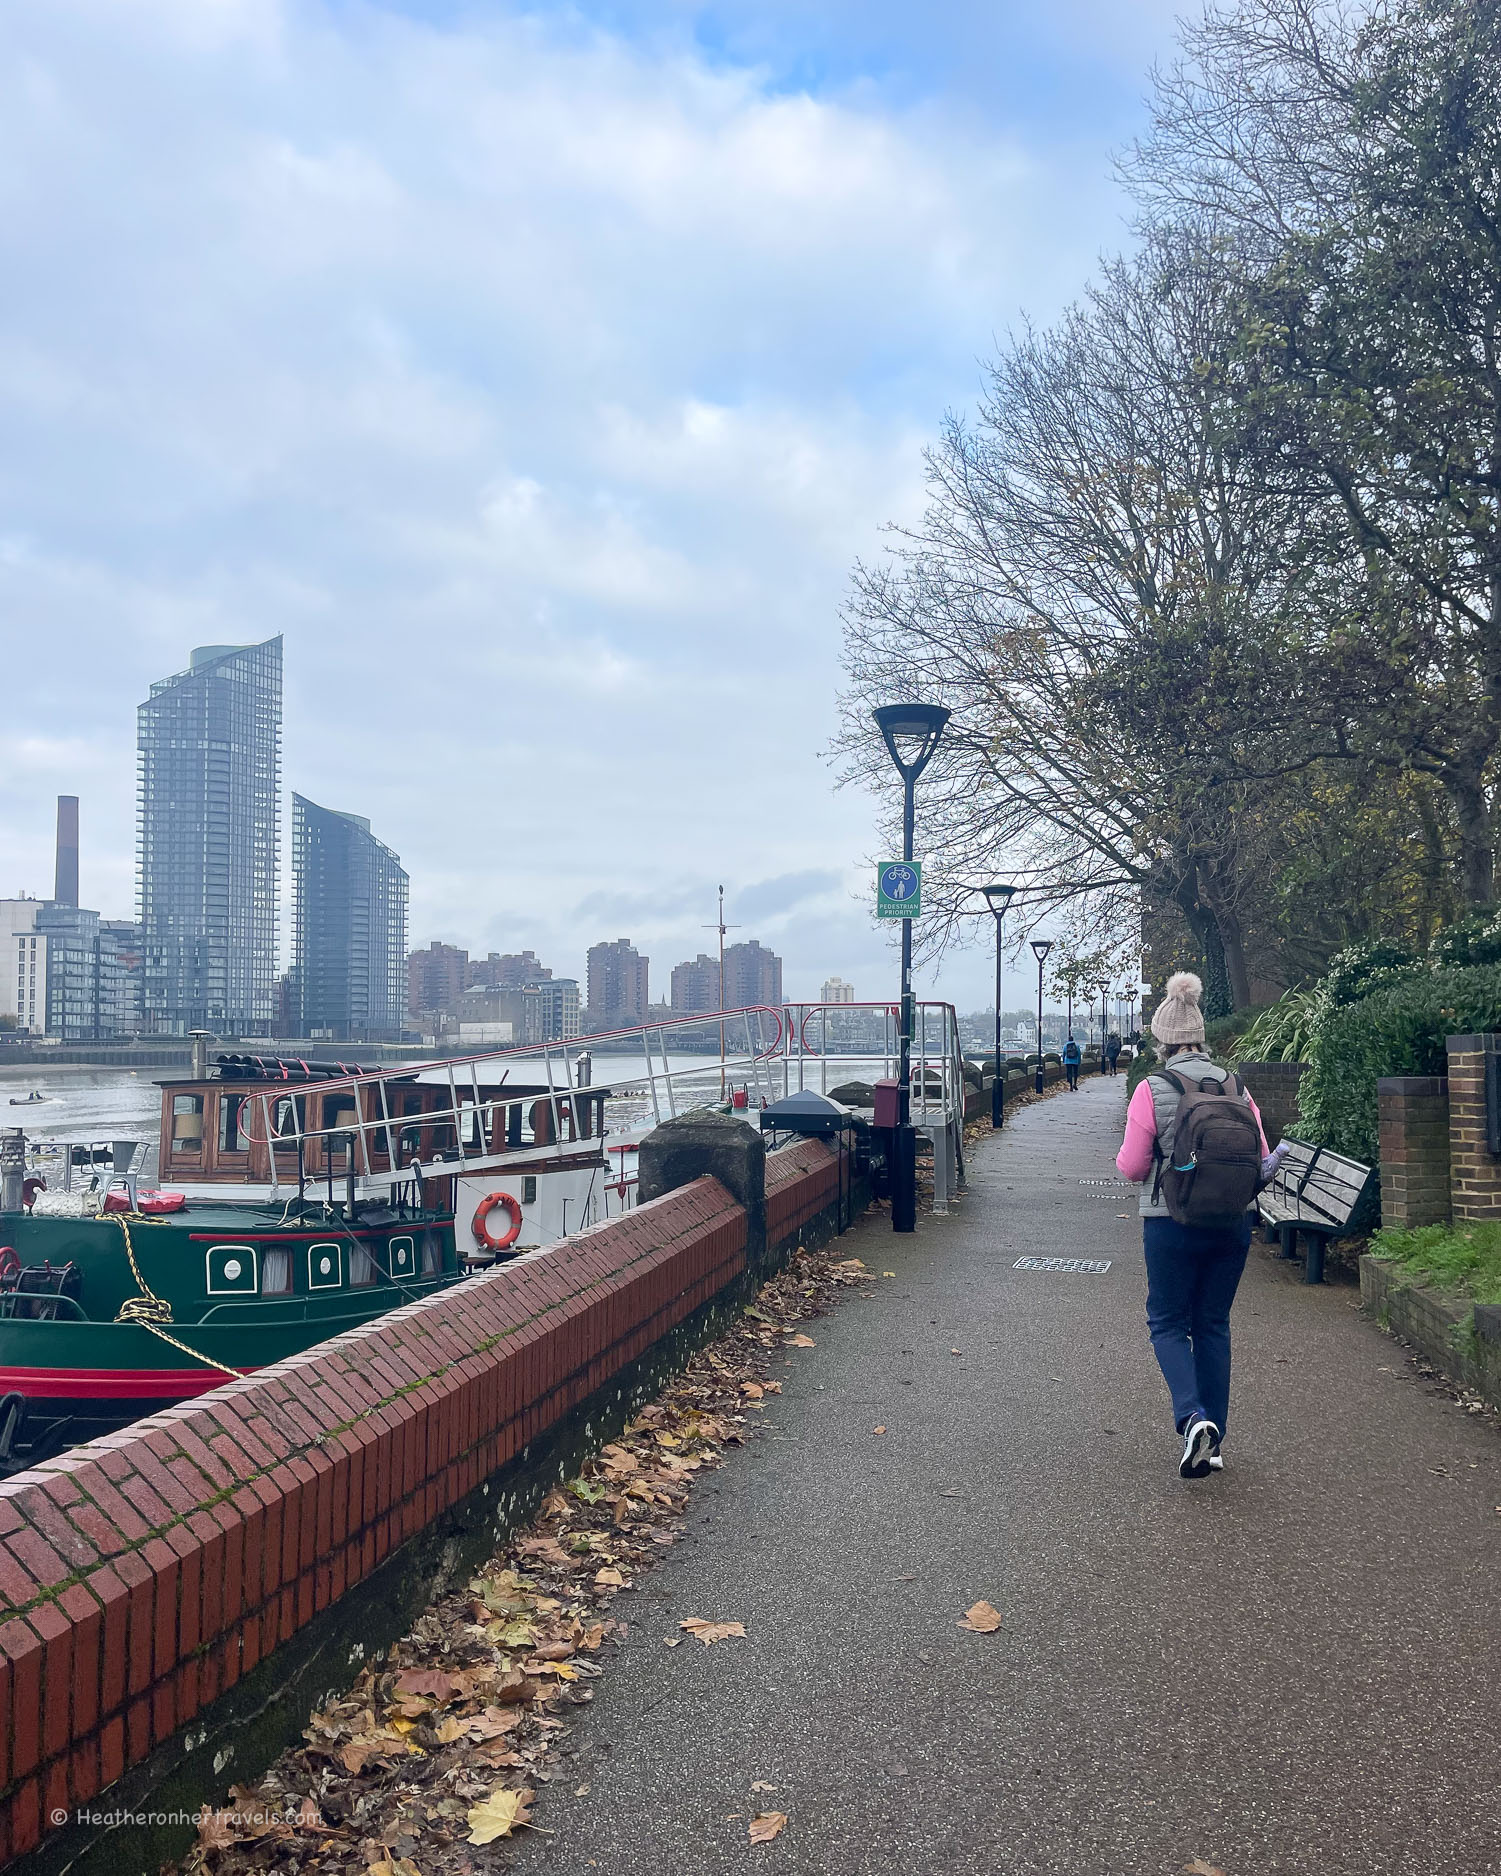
(0, 1133), (852, 1873)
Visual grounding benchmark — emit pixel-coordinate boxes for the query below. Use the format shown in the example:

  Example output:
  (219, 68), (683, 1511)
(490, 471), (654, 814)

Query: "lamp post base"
(891, 1123), (917, 1232)
(991, 1078), (1003, 1128)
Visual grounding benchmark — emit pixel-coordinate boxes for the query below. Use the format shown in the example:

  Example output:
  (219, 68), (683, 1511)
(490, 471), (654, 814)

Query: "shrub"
(1298, 963), (1501, 1161)
(1234, 987), (1321, 1065)
(1429, 911), (1501, 969)
(1319, 937), (1419, 1007)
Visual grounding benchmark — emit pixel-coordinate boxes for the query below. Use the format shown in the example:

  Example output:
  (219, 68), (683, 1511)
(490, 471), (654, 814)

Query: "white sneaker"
(1208, 1453), (1224, 1472)
(1179, 1417), (1219, 1479)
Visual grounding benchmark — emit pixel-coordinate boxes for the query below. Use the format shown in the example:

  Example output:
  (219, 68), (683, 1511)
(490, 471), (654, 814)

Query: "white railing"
(219, 1000), (967, 1197)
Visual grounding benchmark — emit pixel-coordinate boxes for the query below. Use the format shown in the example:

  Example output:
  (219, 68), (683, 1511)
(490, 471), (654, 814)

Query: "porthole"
(388, 1235), (415, 1278)
(206, 1245), (258, 1295)
(308, 1242), (343, 1290)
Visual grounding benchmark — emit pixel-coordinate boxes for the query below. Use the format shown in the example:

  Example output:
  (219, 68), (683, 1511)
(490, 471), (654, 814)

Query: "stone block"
(637, 1108), (767, 1266)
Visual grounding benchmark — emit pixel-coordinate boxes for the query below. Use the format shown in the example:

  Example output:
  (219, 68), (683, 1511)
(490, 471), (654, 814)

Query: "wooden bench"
(1257, 1137), (1374, 1284)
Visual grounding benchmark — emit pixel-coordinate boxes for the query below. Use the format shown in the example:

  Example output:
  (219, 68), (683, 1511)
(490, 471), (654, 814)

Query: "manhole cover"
(1013, 1257), (1112, 1273)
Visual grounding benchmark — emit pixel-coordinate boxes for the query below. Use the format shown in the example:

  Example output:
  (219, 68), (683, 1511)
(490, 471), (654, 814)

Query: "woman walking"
(1115, 972), (1279, 1479)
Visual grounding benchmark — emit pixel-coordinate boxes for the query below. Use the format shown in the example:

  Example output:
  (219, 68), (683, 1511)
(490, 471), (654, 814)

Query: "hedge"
(1298, 963), (1501, 1162)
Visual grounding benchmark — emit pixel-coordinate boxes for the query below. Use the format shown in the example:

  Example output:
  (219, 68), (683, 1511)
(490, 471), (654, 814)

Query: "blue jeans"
(1142, 1214), (1251, 1438)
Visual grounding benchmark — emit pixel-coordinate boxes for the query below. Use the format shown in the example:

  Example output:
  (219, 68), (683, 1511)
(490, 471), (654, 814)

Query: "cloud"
(0, 0), (1181, 1004)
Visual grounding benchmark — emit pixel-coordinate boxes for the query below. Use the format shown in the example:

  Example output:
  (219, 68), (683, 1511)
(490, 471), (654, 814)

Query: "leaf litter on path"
(958, 1601), (1003, 1633)
(679, 1617), (747, 1646)
(166, 1228), (874, 1876)
(750, 1811), (789, 1844)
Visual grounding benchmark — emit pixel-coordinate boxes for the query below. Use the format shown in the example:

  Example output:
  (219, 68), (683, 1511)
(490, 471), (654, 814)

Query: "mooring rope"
(110, 1213), (242, 1380)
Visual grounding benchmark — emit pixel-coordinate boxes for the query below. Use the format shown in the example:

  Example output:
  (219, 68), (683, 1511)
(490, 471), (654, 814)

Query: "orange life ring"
(472, 1191), (523, 1252)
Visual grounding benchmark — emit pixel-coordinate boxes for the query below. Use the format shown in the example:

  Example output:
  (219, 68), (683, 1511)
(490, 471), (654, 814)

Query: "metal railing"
(206, 1000), (967, 1197)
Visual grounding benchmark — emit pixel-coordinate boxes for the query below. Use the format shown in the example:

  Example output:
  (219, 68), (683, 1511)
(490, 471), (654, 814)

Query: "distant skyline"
(0, 0), (1181, 1008)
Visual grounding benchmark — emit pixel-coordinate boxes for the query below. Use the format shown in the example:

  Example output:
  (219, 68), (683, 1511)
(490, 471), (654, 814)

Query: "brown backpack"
(1150, 1068), (1263, 1228)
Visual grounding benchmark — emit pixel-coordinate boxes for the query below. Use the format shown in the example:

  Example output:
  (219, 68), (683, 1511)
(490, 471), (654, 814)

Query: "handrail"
(158, 1000), (968, 1198)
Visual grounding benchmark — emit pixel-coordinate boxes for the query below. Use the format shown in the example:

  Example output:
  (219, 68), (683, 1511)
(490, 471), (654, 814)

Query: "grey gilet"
(1137, 1051), (1238, 1218)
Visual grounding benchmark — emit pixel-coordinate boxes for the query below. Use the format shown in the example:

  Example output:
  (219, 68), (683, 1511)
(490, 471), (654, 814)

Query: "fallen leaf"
(680, 1617), (747, 1646)
(958, 1601), (1003, 1633)
(873, 1426), (887, 1435)
(286, 1795), (333, 1834)
(466, 1786), (534, 1844)
(740, 1382), (764, 1400)
(1181, 1863), (1226, 1876)
(751, 1781), (778, 1792)
(749, 1811), (788, 1844)
(594, 1566), (626, 1587)
(786, 1334), (815, 1348)
(433, 1716), (468, 1744)
(468, 1707), (524, 1740)
(882, 1270), (896, 1277)
(664, 1637), (683, 1648)
(368, 1861), (422, 1876)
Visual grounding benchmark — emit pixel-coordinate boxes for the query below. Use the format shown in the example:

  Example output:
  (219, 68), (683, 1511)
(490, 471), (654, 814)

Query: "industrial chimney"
(54, 795), (79, 907)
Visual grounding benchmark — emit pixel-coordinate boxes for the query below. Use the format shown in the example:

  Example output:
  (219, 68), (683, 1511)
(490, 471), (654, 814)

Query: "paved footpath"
(527, 1076), (1501, 1876)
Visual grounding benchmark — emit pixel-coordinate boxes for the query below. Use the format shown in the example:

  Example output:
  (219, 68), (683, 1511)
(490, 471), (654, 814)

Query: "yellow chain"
(110, 1213), (242, 1380)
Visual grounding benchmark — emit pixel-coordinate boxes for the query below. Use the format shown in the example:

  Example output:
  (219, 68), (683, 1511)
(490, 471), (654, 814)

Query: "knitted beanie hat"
(1150, 970), (1206, 1047)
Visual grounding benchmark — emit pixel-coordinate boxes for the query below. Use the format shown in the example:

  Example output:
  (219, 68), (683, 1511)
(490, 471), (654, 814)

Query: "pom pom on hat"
(1151, 970), (1206, 1047)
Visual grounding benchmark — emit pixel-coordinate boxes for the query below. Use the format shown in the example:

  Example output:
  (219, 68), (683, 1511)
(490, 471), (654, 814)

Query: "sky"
(0, 0), (1184, 1013)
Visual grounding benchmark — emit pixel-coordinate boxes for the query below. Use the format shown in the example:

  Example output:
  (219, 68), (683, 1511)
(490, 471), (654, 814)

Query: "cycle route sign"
(876, 861), (922, 919)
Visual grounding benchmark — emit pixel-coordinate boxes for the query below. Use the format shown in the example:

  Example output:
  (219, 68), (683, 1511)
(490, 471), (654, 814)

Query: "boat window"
(206, 1245), (258, 1295)
(271, 1095), (306, 1152)
(349, 1240), (379, 1287)
(218, 1095), (253, 1154)
(261, 1247), (293, 1295)
(420, 1229), (441, 1275)
(172, 1094), (205, 1149)
(308, 1243), (342, 1290)
(388, 1235), (416, 1279)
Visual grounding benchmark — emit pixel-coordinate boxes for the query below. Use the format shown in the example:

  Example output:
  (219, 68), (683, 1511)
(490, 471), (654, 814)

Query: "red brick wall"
(1445, 1036), (1501, 1223)
(1377, 1076), (1451, 1227)
(0, 1140), (845, 1864)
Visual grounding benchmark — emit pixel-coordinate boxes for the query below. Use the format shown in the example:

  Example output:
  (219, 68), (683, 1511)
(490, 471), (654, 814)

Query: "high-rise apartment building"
(468, 951), (551, 989)
(407, 941), (469, 1025)
(291, 794), (409, 1040)
(669, 953), (720, 1015)
(586, 939), (649, 1030)
(1, 898), (142, 1040)
(137, 638), (282, 1034)
(724, 939), (782, 1009)
(820, 976), (855, 1003)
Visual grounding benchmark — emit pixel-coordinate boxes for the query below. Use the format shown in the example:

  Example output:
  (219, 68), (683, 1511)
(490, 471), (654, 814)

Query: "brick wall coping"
(1377, 1076), (1449, 1095)
(1445, 1033), (1501, 1053)
(0, 1135), (844, 1866)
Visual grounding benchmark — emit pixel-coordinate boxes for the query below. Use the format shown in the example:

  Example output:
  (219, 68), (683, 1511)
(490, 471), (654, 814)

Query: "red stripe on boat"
(0, 1366), (251, 1400)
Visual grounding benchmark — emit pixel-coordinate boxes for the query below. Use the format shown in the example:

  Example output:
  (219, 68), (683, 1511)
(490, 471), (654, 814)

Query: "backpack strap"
(1146, 1069), (1187, 1203)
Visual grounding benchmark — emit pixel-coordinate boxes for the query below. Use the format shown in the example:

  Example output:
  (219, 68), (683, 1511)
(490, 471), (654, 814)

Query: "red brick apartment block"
(1377, 1076), (1452, 1228)
(0, 1140), (845, 1865)
(1445, 1035), (1501, 1223)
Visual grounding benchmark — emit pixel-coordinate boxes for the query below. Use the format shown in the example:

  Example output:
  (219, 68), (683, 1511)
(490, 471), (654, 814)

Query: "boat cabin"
(158, 1055), (610, 1187)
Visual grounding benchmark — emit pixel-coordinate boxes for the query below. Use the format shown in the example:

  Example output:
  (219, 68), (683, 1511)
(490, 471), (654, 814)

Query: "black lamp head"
(981, 882), (1016, 914)
(1030, 938), (1053, 964)
(872, 702), (951, 782)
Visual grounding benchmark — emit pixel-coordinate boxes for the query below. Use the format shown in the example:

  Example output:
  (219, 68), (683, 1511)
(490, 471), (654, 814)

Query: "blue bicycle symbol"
(881, 865), (918, 900)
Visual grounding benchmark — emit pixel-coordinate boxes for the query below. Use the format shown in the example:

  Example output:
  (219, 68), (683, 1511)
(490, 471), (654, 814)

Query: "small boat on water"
(8, 1092), (49, 1106)
(0, 1046), (628, 1469)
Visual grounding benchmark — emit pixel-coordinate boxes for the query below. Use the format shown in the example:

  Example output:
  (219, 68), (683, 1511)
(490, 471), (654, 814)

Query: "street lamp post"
(982, 883), (1016, 1128)
(872, 702), (951, 1233)
(1100, 982), (1111, 1065)
(1030, 939), (1053, 1093)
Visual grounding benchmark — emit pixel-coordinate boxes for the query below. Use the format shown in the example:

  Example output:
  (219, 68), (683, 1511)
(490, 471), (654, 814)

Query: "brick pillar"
(1377, 1076), (1451, 1227)
(1445, 1034), (1501, 1222)
(1236, 1061), (1307, 1148)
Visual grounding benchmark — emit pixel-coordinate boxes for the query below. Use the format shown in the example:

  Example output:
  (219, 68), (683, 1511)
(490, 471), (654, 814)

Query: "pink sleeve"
(1247, 1092), (1271, 1156)
(1116, 1080), (1159, 1182)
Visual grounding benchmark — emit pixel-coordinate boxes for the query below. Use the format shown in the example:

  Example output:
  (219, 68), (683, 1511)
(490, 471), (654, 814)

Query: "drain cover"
(1013, 1256), (1112, 1273)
